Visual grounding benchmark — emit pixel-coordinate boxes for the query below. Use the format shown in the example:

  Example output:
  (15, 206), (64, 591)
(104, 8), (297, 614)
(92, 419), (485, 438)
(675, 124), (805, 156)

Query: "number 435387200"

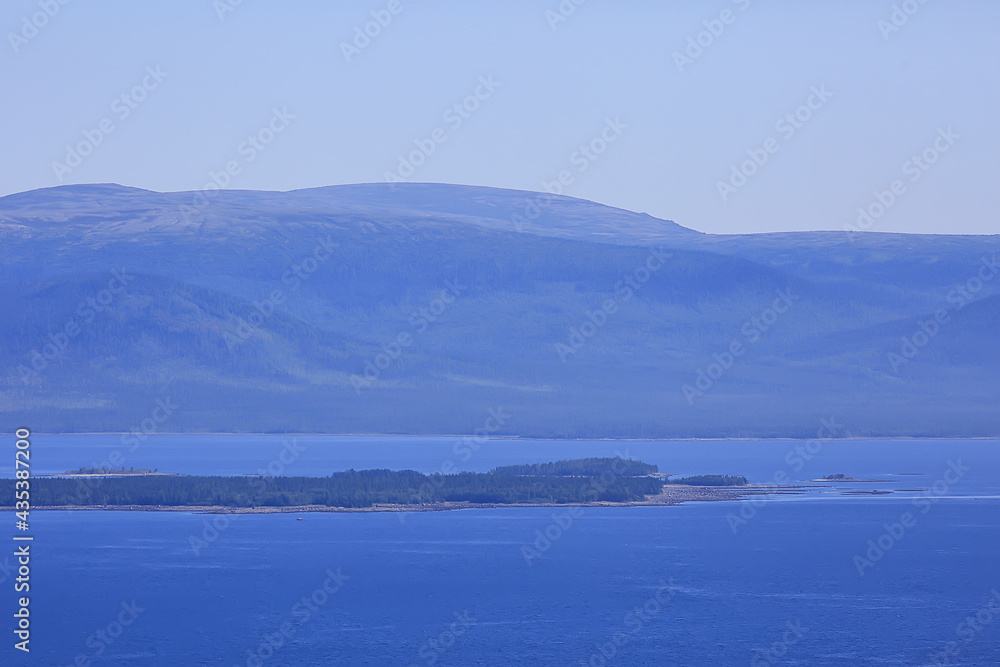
(15, 434), (30, 516)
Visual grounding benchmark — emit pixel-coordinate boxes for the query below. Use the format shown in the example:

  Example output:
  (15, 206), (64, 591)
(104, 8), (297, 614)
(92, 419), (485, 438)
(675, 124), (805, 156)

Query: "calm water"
(2, 437), (998, 665)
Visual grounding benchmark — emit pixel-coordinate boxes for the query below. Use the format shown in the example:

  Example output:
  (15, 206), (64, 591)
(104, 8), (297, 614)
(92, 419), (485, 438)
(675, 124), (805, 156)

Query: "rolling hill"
(1, 183), (997, 437)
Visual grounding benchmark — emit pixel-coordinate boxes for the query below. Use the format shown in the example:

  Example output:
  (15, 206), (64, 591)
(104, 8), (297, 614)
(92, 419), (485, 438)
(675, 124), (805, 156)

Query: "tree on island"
(26, 459), (669, 508)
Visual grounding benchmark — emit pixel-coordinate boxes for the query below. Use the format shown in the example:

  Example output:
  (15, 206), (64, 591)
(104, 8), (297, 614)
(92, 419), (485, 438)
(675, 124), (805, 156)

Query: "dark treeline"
(490, 457), (657, 477)
(670, 475), (748, 487)
(4, 463), (665, 509)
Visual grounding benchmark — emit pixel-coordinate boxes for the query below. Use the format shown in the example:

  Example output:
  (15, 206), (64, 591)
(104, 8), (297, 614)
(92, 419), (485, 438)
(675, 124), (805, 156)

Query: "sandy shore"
(807, 478), (896, 483)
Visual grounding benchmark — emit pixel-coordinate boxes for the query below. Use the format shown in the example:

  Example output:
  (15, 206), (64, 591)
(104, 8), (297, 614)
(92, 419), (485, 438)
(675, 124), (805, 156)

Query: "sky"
(1, 0), (997, 235)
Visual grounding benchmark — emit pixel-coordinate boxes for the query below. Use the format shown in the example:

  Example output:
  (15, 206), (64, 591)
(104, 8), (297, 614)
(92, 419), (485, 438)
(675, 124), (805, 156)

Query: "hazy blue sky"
(2, 1), (996, 234)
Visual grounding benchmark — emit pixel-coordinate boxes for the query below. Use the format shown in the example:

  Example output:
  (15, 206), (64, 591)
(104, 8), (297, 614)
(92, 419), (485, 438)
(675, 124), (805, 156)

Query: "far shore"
(39, 472), (181, 478)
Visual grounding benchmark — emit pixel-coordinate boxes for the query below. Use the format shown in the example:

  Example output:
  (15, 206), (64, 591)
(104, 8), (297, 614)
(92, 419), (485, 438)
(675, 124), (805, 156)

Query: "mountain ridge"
(1, 183), (996, 437)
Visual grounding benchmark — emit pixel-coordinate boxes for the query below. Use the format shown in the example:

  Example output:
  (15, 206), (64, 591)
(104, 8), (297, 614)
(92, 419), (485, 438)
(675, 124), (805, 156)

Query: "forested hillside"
(1, 183), (997, 437)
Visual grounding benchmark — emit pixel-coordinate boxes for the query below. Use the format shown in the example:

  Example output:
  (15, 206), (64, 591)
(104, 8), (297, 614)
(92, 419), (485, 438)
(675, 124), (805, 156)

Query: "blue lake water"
(2, 436), (999, 665)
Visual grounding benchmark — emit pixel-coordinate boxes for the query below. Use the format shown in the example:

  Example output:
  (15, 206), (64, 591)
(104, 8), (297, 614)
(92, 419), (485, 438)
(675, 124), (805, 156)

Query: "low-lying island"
(3, 457), (784, 513)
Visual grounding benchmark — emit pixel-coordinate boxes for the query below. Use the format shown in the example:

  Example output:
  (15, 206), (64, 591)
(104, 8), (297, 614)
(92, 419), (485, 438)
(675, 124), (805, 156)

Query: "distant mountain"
(1, 183), (997, 437)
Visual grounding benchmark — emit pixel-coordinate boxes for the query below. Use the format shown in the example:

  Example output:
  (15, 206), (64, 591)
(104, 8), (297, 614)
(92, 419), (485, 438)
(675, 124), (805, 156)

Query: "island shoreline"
(15, 485), (804, 514)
